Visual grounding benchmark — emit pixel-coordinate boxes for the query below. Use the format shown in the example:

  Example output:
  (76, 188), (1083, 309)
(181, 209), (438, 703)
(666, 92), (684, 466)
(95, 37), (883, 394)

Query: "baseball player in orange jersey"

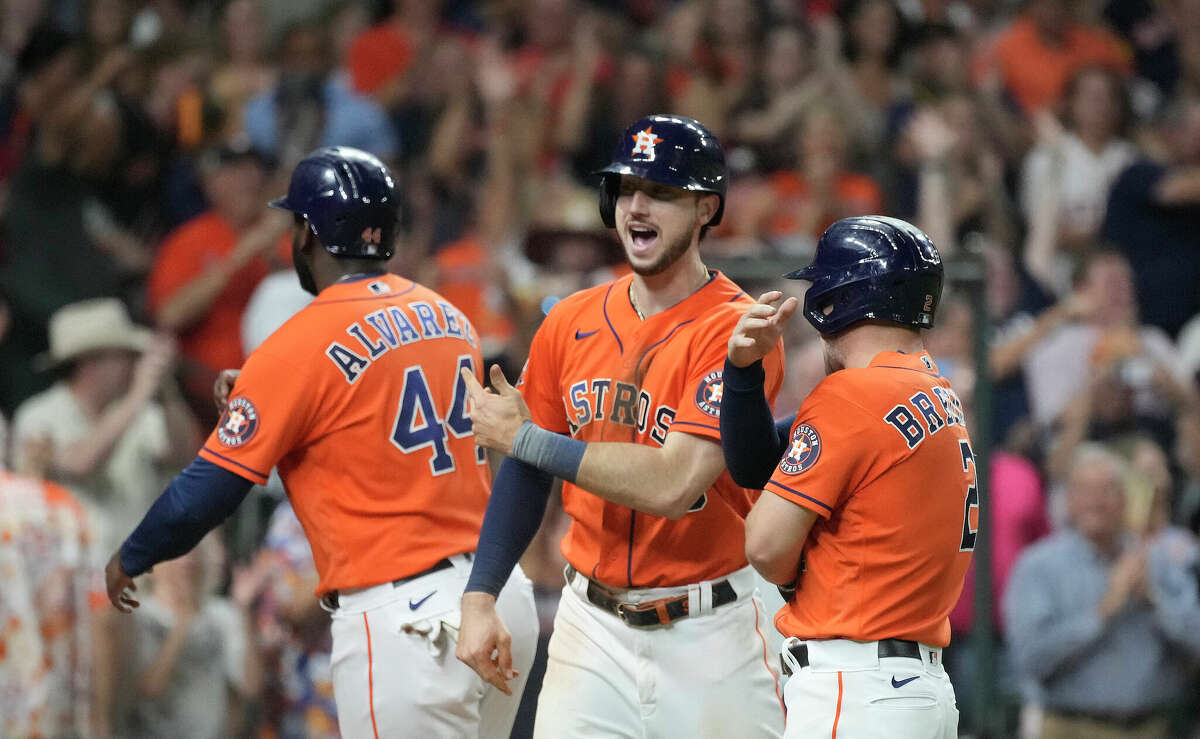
(104, 147), (538, 738)
(455, 115), (788, 737)
(720, 216), (972, 738)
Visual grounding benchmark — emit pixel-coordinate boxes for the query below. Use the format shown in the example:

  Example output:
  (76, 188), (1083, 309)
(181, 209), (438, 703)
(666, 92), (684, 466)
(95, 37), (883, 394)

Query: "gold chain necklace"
(629, 282), (646, 320)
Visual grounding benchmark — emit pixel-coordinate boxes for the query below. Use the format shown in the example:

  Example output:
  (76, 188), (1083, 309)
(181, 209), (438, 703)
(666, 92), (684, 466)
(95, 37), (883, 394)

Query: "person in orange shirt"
(978, 0), (1130, 113)
(147, 142), (290, 421)
(721, 216), (971, 738)
(106, 147), (538, 738)
(762, 105), (884, 248)
(456, 115), (787, 737)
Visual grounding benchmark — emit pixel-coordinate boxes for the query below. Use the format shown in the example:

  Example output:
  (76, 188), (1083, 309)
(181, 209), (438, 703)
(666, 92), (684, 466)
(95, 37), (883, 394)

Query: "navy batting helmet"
(269, 146), (399, 260)
(596, 114), (726, 228)
(787, 216), (943, 334)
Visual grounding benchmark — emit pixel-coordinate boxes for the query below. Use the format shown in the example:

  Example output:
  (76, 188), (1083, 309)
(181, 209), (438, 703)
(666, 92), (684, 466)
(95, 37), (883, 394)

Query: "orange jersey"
(768, 351), (975, 647)
(198, 274), (489, 595)
(520, 271), (785, 588)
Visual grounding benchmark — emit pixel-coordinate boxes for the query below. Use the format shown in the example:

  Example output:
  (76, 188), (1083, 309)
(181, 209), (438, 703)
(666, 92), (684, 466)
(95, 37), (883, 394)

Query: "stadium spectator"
(1022, 251), (1185, 430)
(0, 40), (150, 412)
(11, 298), (198, 552)
(758, 104), (884, 253)
(1021, 66), (1136, 255)
(243, 19), (396, 171)
(147, 142), (288, 421)
(0, 470), (112, 738)
(729, 24), (822, 171)
(979, 0), (1131, 114)
(208, 0), (277, 140)
(1004, 443), (1200, 738)
(1101, 97), (1200, 338)
(240, 501), (338, 739)
(126, 535), (261, 739)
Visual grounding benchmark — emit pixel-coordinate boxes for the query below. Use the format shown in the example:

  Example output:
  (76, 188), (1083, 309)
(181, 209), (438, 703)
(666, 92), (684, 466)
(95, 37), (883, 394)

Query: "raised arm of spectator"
(473, 41), (521, 252)
(1147, 537), (1200, 659)
(428, 38), (480, 185)
(910, 108), (959, 257)
(1046, 369), (1102, 484)
(38, 48), (132, 164)
(733, 78), (825, 145)
(1022, 112), (1066, 294)
(160, 376), (203, 468)
(989, 291), (1091, 379)
(48, 335), (178, 479)
(552, 14), (603, 156)
(153, 211), (289, 333)
(1153, 166), (1200, 206)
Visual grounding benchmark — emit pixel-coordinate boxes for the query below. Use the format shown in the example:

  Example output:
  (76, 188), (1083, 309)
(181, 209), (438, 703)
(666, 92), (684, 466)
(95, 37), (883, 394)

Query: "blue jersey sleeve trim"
(200, 446), (270, 481)
(765, 479), (834, 514)
(671, 420), (721, 433)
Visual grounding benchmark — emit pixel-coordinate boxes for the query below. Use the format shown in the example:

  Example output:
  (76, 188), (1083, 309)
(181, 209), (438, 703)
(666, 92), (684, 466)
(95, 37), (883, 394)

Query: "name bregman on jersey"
(564, 378), (678, 444)
(324, 300), (476, 383)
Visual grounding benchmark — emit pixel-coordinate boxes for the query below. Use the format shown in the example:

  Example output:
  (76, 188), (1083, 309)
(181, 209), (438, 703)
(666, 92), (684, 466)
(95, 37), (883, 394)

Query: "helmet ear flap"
(599, 175), (618, 228)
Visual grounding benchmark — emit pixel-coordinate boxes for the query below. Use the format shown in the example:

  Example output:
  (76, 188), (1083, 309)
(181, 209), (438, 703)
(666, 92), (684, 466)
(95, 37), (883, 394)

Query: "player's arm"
(459, 457), (555, 695)
(722, 290), (799, 488)
(744, 492), (819, 585)
(464, 365), (724, 519)
(575, 430), (727, 519)
(104, 457), (254, 612)
(722, 356), (795, 488)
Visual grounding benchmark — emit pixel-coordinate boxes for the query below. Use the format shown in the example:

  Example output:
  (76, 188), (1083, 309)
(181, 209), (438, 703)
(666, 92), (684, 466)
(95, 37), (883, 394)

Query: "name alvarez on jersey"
(325, 299), (477, 384)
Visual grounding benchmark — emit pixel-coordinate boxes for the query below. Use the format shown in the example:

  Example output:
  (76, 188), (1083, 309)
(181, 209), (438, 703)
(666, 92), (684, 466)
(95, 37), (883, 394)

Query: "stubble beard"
(628, 228), (694, 277)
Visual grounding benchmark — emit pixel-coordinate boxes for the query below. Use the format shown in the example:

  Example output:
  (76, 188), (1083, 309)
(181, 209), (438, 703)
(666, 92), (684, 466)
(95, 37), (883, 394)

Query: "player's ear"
(696, 193), (719, 227)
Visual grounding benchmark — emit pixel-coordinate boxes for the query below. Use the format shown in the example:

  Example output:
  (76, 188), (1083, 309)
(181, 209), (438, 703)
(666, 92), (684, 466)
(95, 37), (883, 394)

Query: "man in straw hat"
(11, 297), (199, 552)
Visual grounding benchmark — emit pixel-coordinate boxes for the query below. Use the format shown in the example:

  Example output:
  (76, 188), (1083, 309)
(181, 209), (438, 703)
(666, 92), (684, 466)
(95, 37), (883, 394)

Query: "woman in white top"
(1021, 65), (1137, 257)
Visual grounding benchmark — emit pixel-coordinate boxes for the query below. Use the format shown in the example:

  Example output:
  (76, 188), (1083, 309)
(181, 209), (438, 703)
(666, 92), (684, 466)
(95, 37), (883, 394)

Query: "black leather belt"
(566, 564), (738, 628)
(781, 638), (922, 676)
(323, 555), (469, 610)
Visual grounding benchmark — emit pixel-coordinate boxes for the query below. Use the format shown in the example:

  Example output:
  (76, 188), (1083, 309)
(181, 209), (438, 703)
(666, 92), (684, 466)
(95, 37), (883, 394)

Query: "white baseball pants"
(780, 638), (959, 739)
(329, 556), (538, 738)
(533, 565), (786, 738)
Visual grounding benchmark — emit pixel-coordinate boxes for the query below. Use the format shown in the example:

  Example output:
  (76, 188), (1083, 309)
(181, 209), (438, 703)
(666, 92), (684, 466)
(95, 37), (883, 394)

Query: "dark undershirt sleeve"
(720, 358), (793, 489)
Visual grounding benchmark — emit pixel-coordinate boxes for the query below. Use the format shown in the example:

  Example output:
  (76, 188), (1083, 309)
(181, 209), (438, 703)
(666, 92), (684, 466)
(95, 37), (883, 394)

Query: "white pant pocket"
(868, 693), (940, 710)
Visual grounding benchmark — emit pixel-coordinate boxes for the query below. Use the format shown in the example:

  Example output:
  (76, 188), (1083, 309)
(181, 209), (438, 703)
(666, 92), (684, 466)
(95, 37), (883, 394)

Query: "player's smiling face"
(615, 175), (717, 276)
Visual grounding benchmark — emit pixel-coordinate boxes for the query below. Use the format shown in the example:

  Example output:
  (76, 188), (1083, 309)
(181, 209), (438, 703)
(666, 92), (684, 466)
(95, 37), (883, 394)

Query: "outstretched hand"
(460, 364), (531, 455)
(105, 551), (140, 613)
(728, 291), (799, 368)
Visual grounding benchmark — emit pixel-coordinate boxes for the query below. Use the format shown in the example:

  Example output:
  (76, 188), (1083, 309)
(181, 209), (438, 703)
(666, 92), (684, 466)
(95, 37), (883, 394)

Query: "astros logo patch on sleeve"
(217, 397), (259, 447)
(694, 370), (724, 418)
(779, 424), (821, 475)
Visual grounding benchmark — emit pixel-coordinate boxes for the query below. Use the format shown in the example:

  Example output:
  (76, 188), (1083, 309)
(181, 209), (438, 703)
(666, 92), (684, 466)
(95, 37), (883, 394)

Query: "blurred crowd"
(1, 0), (1200, 737)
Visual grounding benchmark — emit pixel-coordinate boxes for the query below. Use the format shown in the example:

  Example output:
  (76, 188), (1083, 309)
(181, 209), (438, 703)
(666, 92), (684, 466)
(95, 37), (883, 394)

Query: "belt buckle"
(616, 595), (685, 626)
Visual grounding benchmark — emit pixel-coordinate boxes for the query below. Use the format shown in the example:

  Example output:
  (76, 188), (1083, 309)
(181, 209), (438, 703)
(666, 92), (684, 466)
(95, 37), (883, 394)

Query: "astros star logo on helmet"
(631, 126), (664, 161)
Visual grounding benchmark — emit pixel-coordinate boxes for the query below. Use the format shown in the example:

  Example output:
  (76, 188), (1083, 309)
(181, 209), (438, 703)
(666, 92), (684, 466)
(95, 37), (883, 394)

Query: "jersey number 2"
(958, 438), (979, 552)
(390, 356), (486, 475)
